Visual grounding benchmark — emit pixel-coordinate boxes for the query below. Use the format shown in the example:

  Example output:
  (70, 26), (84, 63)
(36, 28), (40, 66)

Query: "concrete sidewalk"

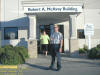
(17, 54), (100, 75)
(18, 54), (100, 69)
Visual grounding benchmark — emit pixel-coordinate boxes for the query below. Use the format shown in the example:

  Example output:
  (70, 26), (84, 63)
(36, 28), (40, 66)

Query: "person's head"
(42, 30), (46, 35)
(54, 24), (59, 32)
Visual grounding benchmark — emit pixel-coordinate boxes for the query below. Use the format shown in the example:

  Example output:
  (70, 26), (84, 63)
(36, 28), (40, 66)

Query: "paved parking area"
(0, 55), (100, 75)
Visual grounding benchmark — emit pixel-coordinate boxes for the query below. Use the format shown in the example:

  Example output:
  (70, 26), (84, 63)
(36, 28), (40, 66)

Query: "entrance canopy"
(27, 12), (78, 23)
(22, 0), (84, 23)
(22, 0), (84, 40)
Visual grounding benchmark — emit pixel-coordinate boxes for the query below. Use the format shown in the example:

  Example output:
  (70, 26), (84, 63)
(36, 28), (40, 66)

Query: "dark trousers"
(50, 44), (61, 68)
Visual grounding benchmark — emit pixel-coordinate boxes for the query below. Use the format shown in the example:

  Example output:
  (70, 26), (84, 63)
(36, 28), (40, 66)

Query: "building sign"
(84, 23), (94, 36)
(84, 23), (94, 50)
(24, 6), (83, 13)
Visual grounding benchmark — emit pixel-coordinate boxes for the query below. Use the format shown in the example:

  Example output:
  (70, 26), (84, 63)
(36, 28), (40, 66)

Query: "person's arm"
(48, 35), (50, 41)
(59, 39), (63, 52)
(59, 33), (63, 52)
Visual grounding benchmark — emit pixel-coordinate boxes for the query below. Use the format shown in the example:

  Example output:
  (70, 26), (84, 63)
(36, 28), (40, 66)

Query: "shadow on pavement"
(25, 63), (49, 70)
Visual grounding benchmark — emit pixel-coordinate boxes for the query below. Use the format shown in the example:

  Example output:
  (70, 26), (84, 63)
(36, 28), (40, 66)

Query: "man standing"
(48, 24), (63, 71)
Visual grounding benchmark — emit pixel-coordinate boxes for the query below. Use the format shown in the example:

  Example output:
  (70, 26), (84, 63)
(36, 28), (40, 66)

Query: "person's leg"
(46, 54), (55, 70)
(55, 44), (61, 71)
(45, 44), (48, 56)
(49, 44), (56, 69)
(56, 52), (61, 69)
(45, 51), (48, 56)
(42, 44), (45, 54)
(49, 54), (55, 68)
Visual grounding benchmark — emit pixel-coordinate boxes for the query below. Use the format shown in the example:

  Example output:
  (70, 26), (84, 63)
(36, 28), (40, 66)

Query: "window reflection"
(77, 29), (85, 39)
(4, 27), (18, 40)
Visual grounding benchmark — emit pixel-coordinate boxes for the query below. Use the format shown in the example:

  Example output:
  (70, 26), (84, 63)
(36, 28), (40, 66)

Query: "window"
(4, 27), (18, 40)
(77, 29), (85, 39)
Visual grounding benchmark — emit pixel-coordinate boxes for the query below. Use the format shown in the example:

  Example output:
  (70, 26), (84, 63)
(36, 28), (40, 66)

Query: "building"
(0, 0), (100, 58)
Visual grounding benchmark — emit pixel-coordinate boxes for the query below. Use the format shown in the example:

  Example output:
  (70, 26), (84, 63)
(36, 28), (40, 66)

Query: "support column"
(69, 15), (79, 57)
(28, 15), (37, 58)
(29, 15), (36, 40)
(0, 0), (1, 48)
(69, 15), (77, 39)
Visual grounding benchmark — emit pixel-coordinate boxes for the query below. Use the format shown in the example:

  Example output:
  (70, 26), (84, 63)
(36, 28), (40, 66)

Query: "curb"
(0, 65), (18, 69)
